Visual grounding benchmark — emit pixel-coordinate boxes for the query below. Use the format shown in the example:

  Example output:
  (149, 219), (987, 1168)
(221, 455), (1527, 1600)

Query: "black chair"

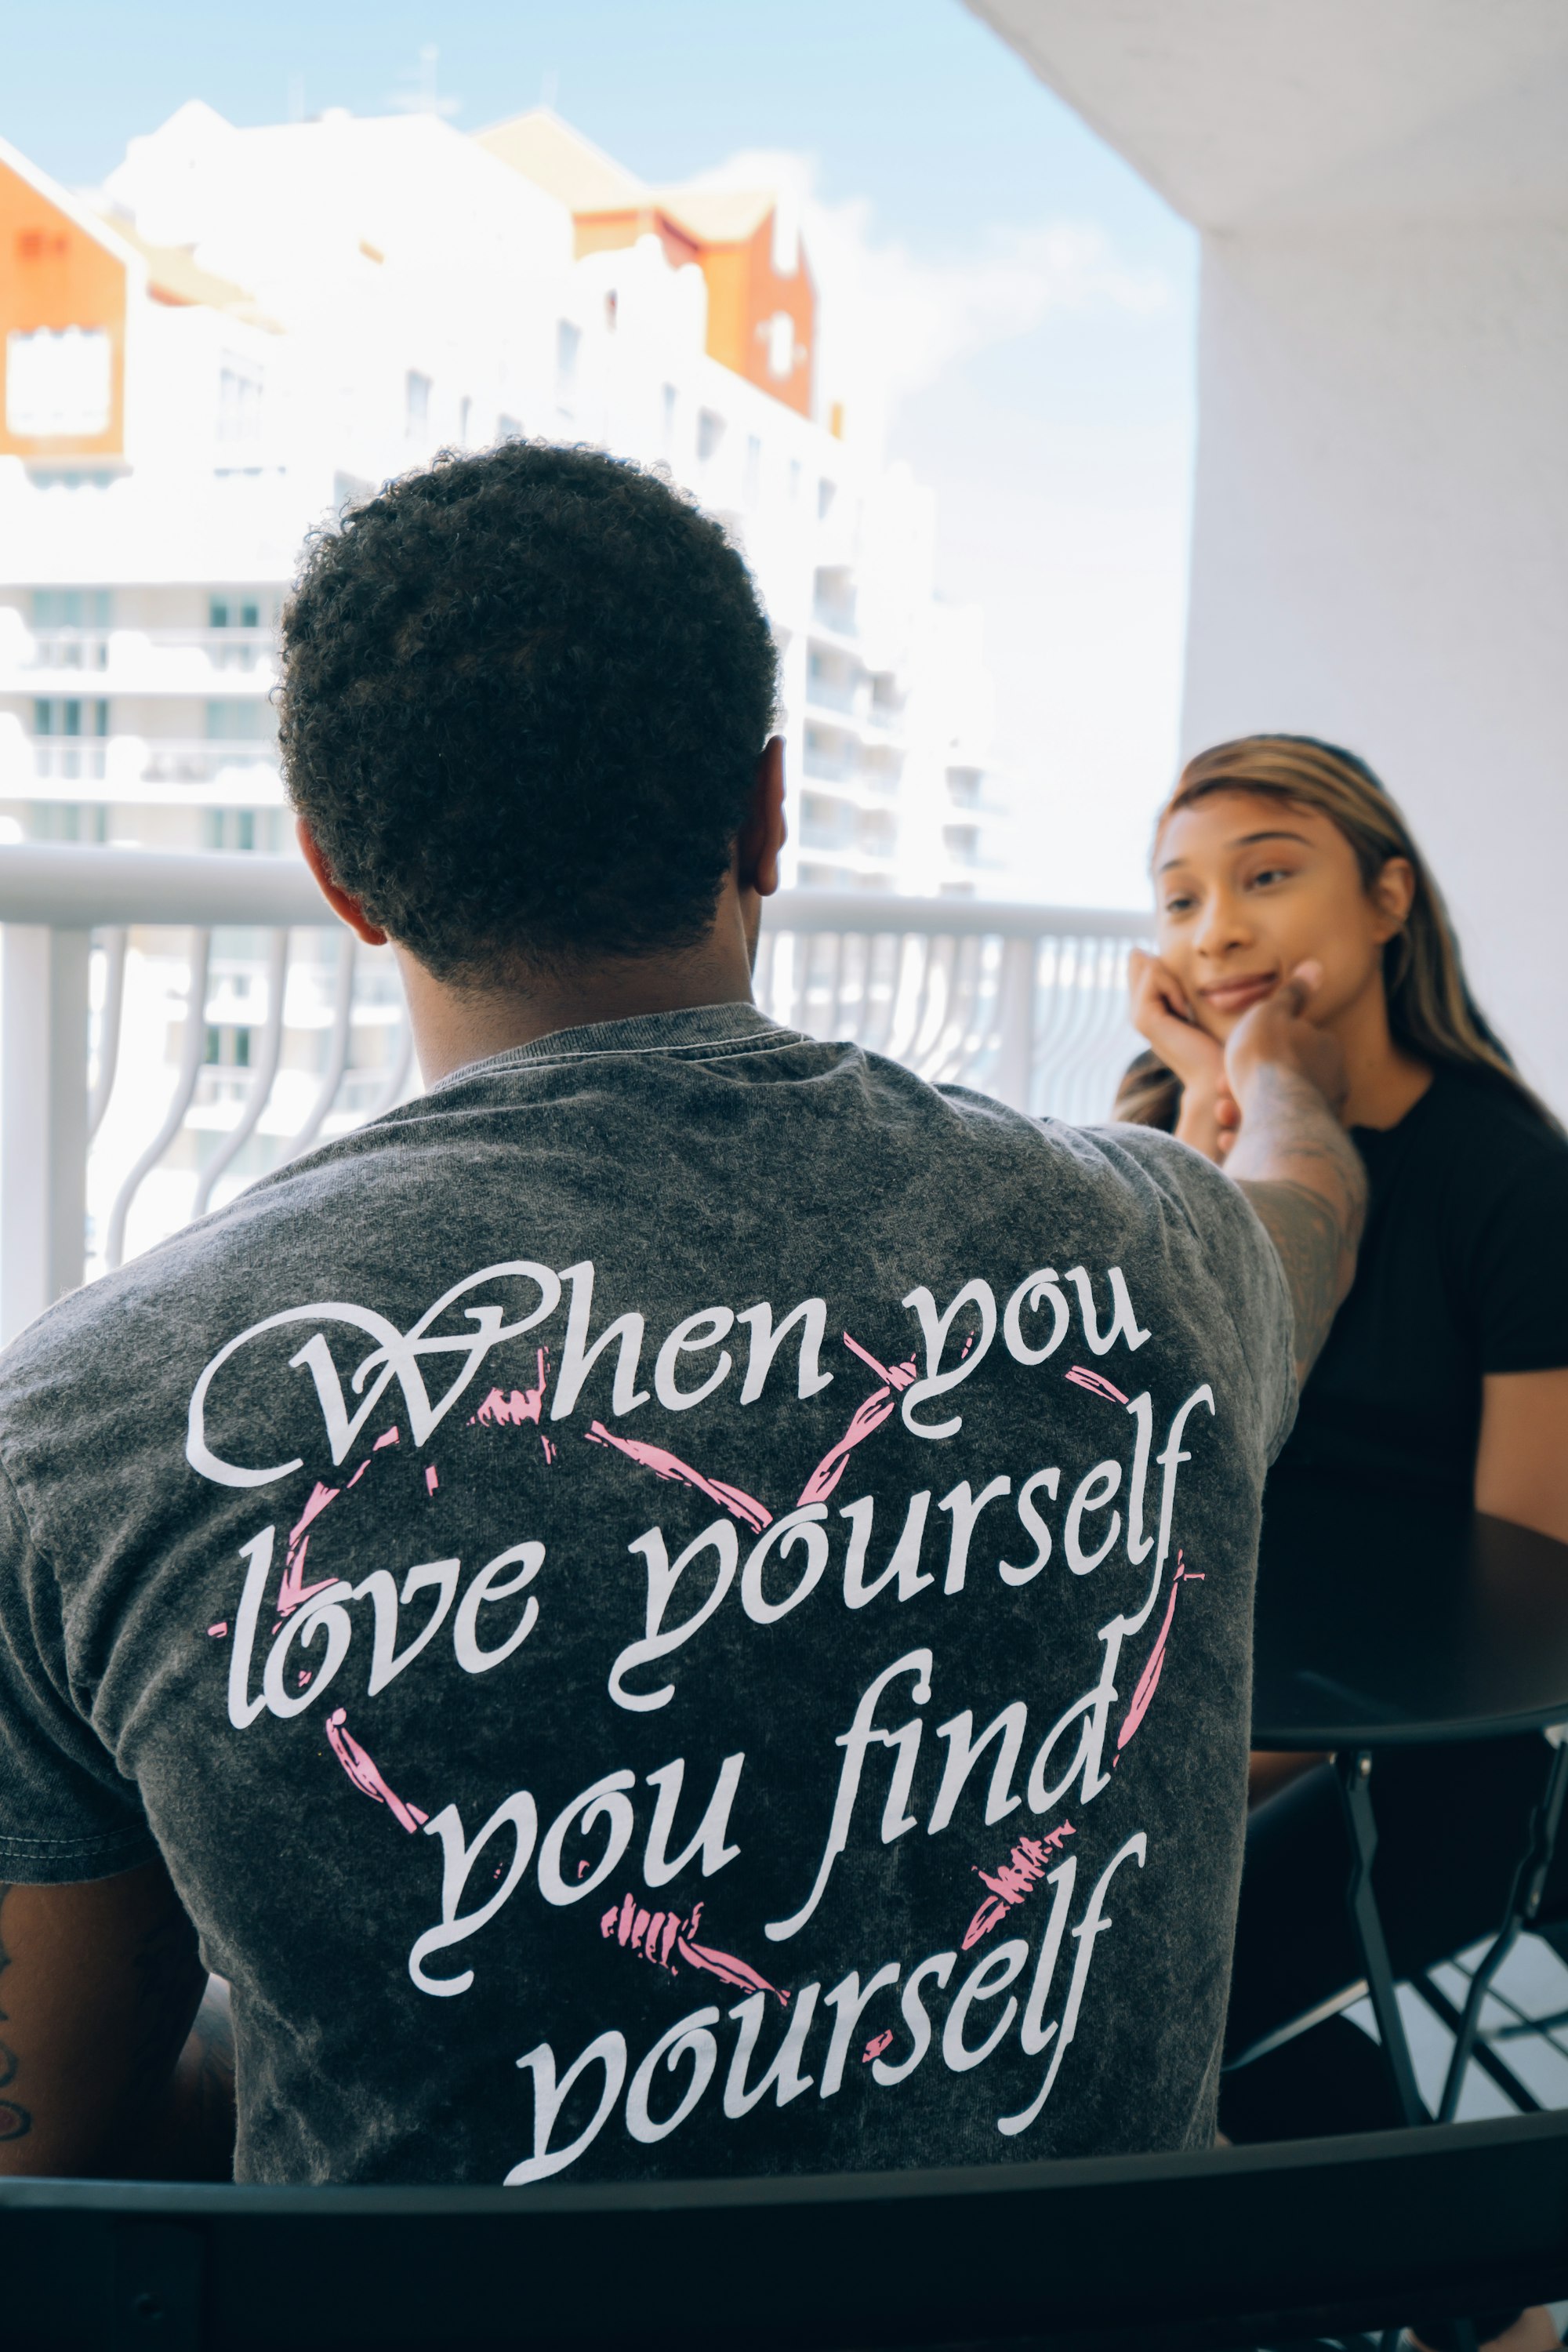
(7, 2111), (1568, 2352)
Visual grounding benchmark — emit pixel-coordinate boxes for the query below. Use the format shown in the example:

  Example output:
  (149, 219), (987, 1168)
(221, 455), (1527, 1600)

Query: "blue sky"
(3, 0), (1196, 906)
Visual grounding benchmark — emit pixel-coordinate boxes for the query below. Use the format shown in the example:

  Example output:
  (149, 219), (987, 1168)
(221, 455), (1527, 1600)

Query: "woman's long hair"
(1114, 734), (1553, 1132)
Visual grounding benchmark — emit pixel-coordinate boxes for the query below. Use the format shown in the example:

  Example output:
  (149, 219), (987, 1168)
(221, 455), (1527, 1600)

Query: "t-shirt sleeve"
(0, 1457), (158, 1883)
(1461, 1117), (1568, 1374)
(1105, 1123), (1298, 1465)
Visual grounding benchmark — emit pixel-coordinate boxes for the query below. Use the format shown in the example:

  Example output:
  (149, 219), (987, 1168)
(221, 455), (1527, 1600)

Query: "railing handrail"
(0, 846), (1152, 940)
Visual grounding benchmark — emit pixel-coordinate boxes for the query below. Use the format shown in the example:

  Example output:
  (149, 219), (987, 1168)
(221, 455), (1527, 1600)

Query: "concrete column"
(1181, 216), (1568, 1107)
(1, 925), (91, 1343)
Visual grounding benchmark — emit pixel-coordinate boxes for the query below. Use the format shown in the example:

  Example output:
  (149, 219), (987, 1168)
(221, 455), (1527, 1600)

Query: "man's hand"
(1127, 950), (1240, 1160)
(0, 1860), (234, 2180)
(1222, 963), (1366, 1388)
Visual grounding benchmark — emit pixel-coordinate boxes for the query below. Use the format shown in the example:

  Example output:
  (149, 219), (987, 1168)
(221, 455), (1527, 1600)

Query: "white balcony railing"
(0, 845), (1149, 1342)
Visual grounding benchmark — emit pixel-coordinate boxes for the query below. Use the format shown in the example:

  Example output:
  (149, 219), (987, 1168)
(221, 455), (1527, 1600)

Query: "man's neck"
(394, 895), (760, 1085)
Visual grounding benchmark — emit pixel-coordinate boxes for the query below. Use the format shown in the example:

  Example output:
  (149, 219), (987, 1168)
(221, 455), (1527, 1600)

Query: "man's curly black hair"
(279, 441), (779, 980)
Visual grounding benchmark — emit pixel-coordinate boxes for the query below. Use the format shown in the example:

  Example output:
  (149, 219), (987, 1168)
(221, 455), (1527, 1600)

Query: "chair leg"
(1412, 1973), (1542, 2114)
(1437, 1735), (1568, 2123)
(1334, 1749), (1428, 2126)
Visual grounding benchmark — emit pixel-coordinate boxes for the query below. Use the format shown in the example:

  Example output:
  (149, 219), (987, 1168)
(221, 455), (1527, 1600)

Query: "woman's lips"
(1200, 975), (1278, 1015)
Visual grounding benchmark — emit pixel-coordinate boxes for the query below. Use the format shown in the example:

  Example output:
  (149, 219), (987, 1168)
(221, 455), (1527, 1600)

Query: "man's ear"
(296, 817), (390, 946)
(736, 736), (786, 900)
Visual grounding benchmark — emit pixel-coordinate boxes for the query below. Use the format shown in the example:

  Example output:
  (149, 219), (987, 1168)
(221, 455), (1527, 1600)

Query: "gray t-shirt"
(0, 1004), (1293, 2185)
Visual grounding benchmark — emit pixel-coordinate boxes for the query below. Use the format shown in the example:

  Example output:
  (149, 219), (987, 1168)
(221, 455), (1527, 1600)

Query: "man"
(0, 444), (1362, 2186)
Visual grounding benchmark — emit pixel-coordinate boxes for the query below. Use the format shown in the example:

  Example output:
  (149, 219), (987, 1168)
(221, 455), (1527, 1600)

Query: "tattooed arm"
(1221, 964), (1367, 1389)
(0, 1860), (234, 2180)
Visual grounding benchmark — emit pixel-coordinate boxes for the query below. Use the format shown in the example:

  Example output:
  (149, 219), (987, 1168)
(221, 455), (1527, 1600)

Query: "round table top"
(1251, 1476), (1568, 1749)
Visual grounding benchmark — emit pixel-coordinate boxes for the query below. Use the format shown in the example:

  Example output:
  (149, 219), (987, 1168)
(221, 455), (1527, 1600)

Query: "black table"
(1250, 1480), (1568, 2127)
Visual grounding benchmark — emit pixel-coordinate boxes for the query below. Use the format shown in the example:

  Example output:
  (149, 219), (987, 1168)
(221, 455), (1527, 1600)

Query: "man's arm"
(0, 1859), (234, 2180)
(1221, 965), (1367, 1389)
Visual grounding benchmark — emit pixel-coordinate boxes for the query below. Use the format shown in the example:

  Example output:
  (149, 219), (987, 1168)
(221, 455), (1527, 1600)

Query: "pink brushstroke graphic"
(584, 1422), (772, 1533)
(325, 1708), (429, 1835)
(276, 1480), (342, 1617)
(469, 1352), (557, 1466)
(374, 1425), (400, 1450)
(862, 2030), (895, 2064)
(962, 1824), (1076, 1950)
(1065, 1365), (1130, 1405)
(207, 1621), (228, 1638)
(598, 1892), (789, 2006)
(797, 1332), (919, 1506)
(425, 1465), (439, 1497)
(1117, 1550), (1206, 1755)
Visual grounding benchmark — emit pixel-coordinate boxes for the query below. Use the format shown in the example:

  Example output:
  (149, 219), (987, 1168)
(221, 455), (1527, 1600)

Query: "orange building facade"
(0, 151), (129, 463)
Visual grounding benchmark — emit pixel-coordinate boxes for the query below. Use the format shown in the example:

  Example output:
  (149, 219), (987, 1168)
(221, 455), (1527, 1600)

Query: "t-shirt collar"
(430, 1000), (795, 1090)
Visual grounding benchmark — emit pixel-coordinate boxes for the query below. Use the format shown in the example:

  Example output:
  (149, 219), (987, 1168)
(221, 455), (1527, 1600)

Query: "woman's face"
(1153, 789), (1414, 1042)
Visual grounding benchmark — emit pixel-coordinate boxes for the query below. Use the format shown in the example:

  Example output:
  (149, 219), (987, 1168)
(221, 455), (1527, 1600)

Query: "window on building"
(788, 459), (802, 506)
(762, 311), (795, 380)
(858, 809), (897, 858)
(495, 415), (522, 445)
(943, 824), (981, 866)
(946, 767), (982, 806)
(204, 1022), (253, 1067)
(660, 384), (677, 452)
(31, 589), (111, 629)
(209, 596), (261, 630)
(556, 320), (581, 396)
(405, 371), (432, 437)
(5, 326), (112, 436)
(205, 699), (270, 742)
(604, 290), (619, 332)
(744, 436), (762, 507)
(217, 358), (264, 443)
(28, 803), (107, 844)
(817, 477), (837, 521)
(696, 409), (725, 463)
(34, 696), (108, 739)
(203, 807), (280, 853)
(458, 396), (473, 446)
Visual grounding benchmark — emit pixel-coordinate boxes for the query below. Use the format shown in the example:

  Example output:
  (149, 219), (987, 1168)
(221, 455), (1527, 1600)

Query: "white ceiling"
(964, 0), (1568, 228)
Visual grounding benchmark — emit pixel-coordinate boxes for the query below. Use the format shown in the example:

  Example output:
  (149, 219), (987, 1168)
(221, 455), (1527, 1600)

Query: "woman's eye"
(1162, 893), (1194, 916)
(1249, 866), (1291, 888)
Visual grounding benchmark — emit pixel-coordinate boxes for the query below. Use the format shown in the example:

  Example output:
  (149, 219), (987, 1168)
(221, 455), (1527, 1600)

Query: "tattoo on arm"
(1230, 1066), (1367, 1388)
(1237, 1178), (1348, 1387)
(0, 1886), (32, 2146)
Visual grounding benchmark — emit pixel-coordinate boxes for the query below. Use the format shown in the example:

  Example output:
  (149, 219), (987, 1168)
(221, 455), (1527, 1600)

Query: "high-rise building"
(0, 103), (1008, 892)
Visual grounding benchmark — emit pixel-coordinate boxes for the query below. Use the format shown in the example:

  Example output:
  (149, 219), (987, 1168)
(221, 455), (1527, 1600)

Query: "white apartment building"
(0, 102), (1008, 896)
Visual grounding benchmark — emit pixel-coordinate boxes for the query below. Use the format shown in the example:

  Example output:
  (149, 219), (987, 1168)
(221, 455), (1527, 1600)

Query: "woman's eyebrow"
(1156, 826), (1313, 875)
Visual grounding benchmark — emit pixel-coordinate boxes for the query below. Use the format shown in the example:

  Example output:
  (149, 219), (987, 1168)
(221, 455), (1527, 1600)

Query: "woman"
(1119, 735), (1568, 2170)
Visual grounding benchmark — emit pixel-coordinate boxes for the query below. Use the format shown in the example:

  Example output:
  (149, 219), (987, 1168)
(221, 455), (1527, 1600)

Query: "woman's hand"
(1128, 950), (1240, 1162)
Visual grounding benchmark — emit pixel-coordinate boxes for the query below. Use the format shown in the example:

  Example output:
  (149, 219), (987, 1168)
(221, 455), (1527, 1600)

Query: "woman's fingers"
(1128, 953), (1226, 1087)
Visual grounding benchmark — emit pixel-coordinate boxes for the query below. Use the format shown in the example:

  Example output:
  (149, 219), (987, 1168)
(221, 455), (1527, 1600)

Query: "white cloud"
(681, 147), (1173, 449)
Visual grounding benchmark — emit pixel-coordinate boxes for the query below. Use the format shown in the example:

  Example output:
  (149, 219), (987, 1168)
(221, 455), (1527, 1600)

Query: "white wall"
(1182, 216), (1568, 1106)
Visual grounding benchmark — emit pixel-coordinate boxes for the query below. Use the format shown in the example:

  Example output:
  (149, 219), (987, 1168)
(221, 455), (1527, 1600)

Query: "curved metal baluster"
(287, 932), (357, 1160)
(191, 929), (290, 1218)
(927, 934), (979, 1085)
(105, 928), (212, 1272)
(860, 933), (900, 1057)
(825, 929), (848, 1039)
(86, 926), (128, 1145)
(909, 935), (957, 1077)
(1031, 938), (1076, 1120)
(365, 996), (416, 1120)
(884, 934), (930, 1067)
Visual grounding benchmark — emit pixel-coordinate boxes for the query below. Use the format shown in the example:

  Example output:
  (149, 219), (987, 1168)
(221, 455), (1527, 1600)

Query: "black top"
(1272, 1068), (1568, 1501)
